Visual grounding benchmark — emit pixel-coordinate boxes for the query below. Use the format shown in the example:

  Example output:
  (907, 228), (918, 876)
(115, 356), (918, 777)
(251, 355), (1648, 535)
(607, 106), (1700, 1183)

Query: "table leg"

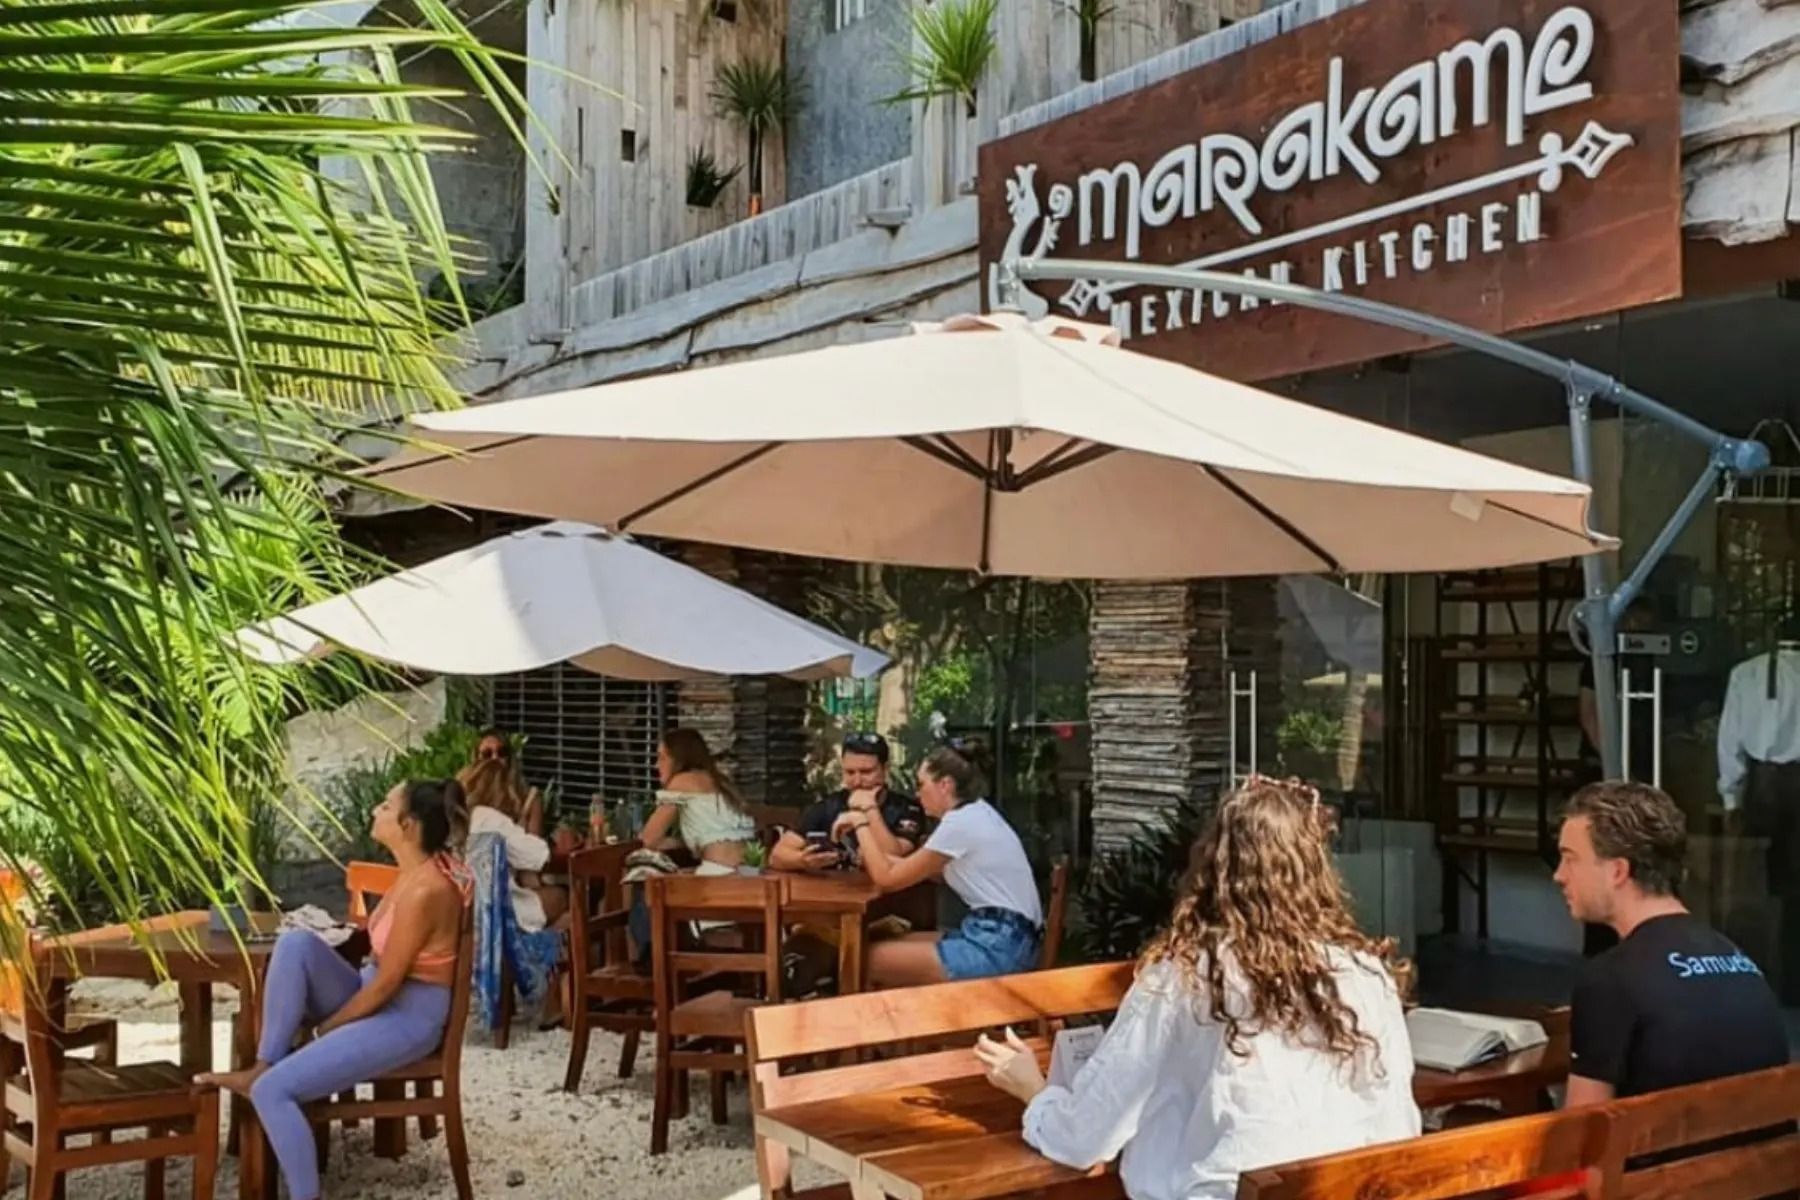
(837, 913), (864, 996)
(178, 981), (211, 1076)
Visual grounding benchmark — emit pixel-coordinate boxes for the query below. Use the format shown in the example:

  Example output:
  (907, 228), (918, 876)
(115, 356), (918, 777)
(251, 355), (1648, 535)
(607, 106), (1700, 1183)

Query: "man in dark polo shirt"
(1553, 780), (1788, 1107)
(769, 731), (926, 872)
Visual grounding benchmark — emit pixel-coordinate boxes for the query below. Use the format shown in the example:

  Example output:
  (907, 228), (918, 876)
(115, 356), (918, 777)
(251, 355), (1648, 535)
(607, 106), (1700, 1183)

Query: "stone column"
(1087, 577), (1281, 850)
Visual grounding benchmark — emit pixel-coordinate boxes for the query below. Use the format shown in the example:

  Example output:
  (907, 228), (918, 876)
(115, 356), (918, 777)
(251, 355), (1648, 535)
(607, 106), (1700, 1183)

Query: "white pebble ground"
(11, 979), (836, 1200)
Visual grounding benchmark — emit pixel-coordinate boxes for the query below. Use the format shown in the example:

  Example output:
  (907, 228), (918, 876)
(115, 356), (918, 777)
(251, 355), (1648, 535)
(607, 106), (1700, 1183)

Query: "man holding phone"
(771, 731), (927, 872)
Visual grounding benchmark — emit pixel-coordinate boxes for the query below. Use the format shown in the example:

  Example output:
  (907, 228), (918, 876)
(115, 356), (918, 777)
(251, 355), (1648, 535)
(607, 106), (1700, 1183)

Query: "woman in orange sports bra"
(197, 779), (470, 1200)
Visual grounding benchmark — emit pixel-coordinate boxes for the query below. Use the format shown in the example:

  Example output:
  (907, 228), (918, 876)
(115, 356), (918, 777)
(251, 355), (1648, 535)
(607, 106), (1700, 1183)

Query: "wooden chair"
(648, 873), (783, 1155)
(562, 840), (652, 1092)
(1039, 858), (1071, 970)
(746, 960), (1135, 1200)
(1601, 1061), (1799, 1199)
(344, 860), (399, 927)
(2, 948), (219, 1200)
(1236, 1104), (1614, 1199)
(307, 903), (477, 1200)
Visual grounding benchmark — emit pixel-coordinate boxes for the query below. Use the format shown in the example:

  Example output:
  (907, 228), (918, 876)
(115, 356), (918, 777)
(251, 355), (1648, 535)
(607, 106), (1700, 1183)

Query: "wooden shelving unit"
(1432, 563), (1586, 940)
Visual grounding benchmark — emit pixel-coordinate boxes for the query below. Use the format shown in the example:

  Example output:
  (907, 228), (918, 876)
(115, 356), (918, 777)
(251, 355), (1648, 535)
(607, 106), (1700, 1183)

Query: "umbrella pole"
(1003, 257), (1773, 783)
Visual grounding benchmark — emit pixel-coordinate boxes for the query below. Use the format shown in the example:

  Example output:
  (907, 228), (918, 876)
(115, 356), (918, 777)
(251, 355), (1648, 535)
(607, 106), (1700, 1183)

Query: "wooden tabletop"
(762, 1031), (1571, 1200)
(777, 870), (886, 914)
(1413, 1028), (1572, 1112)
(41, 911), (281, 983)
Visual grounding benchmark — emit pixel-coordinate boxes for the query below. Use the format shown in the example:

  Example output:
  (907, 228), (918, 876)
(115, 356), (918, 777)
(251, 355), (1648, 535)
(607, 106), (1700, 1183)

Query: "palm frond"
(0, 0), (530, 959)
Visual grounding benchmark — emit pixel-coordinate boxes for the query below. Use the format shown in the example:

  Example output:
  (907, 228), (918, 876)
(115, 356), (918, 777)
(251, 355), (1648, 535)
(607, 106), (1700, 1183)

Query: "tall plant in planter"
(890, 0), (1000, 119)
(1067, 0), (1113, 82)
(711, 57), (796, 215)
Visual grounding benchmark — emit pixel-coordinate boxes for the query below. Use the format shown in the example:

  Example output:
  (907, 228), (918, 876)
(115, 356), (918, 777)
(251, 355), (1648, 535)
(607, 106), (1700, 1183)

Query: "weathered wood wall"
(525, 0), (790, 337)
(1682, 0), (1800, 245)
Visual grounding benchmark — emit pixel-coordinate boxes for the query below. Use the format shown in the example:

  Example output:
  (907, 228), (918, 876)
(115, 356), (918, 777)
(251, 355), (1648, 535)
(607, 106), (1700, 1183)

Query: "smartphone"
(805, 831), (833, 852)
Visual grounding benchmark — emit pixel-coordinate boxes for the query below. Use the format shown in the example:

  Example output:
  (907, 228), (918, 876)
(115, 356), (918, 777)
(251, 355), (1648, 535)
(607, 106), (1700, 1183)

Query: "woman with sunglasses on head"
(472, 728), (544, 836)
(839, 740), (1042, 986)
(971, 776), (1418, 1200)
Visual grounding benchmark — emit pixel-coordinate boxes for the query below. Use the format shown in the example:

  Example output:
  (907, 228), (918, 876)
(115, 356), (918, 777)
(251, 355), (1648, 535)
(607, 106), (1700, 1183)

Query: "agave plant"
(0, 0), (531, 955)
(889, 0), (999, 119)
(686, 146), (742, 208)
(711, 56), (797, 213)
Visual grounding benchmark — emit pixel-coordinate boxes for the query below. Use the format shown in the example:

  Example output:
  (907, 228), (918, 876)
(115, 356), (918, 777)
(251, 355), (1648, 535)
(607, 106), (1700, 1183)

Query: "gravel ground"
(8, 980), (830, 1200)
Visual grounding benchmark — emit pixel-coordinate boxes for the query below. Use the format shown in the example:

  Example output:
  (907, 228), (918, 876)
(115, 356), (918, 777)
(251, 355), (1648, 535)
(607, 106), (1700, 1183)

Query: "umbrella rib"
(1015, 442), (1115, 489)
(617, 442), (782, 531)
(358, 434), (539, 480)
(1200, 465), (1344, 573)
(901, 435), (989, 480)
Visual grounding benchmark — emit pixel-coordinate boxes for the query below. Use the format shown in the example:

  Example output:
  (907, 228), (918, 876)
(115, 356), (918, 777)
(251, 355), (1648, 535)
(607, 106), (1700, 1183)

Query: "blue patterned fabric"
(469, 833), (564, 1035)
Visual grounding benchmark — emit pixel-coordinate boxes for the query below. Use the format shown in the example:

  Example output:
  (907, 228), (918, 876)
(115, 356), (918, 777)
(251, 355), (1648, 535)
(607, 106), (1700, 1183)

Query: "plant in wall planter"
(1064, 0), (1113, 82)
(888, 0), (999, 120)
(686, 146), (741, 208)
(711, 56), (797, 216)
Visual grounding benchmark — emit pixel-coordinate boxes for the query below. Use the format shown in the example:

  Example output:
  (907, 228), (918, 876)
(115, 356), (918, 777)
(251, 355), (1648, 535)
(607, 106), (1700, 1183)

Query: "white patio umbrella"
(236, 522), (888, 682)
(364, 313), (1615, 578)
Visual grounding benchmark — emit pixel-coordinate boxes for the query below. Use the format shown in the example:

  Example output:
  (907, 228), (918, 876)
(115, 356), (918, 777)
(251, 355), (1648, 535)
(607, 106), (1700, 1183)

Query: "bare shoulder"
(662, 771), (715, 795)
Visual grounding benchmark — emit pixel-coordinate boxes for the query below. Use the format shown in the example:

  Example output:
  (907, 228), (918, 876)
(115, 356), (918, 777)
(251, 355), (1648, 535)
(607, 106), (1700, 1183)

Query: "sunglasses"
(477, 745), (509, 761)
(842, 732), (886, 755)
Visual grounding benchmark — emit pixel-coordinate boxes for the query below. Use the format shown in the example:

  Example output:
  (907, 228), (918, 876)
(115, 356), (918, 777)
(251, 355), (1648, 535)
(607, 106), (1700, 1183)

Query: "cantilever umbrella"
(236, 522), (887, 682)
(363, 313), (1615, 578)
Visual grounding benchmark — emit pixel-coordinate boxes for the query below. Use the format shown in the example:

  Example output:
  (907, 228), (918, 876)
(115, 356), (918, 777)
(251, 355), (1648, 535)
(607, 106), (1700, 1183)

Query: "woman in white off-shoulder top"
(975, 776), (1420, 1200)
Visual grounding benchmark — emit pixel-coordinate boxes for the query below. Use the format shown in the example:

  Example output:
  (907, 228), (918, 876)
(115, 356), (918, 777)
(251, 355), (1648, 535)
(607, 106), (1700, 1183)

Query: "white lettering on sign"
(987, 3), (1630, 325)
(1098, 191), (1553, 339)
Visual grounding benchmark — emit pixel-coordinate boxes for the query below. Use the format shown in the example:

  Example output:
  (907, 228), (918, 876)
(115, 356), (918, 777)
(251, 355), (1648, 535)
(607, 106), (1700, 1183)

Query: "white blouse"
(1022, 953), (1420, 1200)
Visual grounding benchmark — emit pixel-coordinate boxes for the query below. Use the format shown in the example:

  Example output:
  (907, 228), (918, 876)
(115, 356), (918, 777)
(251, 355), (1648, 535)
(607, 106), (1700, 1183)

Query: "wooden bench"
(1239, 1062), (1800, 1200)
(747, 961), (1135, 1200)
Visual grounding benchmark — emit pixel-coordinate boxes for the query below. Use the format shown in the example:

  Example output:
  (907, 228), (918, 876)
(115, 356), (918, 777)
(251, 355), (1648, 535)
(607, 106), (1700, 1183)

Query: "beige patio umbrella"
(365, 313), (1614, 578)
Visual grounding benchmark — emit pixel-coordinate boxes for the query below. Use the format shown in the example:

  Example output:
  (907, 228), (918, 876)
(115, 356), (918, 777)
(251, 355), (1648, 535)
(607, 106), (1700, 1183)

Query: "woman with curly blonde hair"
(976, 776), (1419, 1200)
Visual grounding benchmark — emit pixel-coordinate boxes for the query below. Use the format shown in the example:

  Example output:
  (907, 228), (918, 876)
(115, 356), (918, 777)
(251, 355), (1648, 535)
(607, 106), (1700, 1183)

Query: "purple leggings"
(250, 930), (451, 1200)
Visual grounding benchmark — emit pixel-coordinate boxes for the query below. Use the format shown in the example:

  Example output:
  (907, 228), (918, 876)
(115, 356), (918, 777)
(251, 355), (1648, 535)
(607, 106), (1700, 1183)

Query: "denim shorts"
(936, 908), (1042, 981)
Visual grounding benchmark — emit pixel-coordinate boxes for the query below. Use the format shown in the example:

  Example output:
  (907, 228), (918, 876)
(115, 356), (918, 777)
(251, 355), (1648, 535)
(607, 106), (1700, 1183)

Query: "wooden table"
(1413, 1026), (1572, 1115)
(760, 1028), (1573, 1200)
(776, 871), (934, 996)
(43, 912), (280, 1200)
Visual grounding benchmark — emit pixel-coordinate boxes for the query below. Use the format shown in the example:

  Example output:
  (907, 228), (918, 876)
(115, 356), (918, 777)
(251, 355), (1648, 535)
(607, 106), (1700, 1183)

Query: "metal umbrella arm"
(999, 256), (1772, 780)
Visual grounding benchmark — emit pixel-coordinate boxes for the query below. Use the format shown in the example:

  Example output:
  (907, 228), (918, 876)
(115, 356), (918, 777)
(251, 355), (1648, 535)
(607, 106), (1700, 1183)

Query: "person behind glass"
(196, 779), (471, 1200)
(841, 741), (1042, 985)
(971, 776), (1419, 1200)
(473, 728), (544, 837)
(458, 757), (568, 930)
(769, 731), (926, 873)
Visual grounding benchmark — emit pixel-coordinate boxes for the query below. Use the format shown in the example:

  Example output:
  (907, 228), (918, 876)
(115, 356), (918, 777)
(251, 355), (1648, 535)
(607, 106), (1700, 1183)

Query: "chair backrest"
(1039, 858), (1071, 970)
(648, 873), (784, 1019)
(567, 840), (640, 979)
(1605, 1063), (1800, 1199)
(346, 860), (400, 927)
(11, 946), (65, 1126)
(1235, 1105), (1614, 1200)
(435, 902), (478, 1080)
(748, 959), (1133, 1066)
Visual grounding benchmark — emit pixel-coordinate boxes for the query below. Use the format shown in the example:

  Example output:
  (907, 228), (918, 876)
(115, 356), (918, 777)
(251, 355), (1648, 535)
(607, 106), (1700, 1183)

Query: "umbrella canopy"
(237, 522), (888, 682)
(366, 313), (1615, 579)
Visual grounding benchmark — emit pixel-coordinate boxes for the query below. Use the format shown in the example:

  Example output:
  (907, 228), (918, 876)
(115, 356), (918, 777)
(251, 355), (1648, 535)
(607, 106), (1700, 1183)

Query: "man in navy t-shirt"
(1554, 781), (1788, 1105)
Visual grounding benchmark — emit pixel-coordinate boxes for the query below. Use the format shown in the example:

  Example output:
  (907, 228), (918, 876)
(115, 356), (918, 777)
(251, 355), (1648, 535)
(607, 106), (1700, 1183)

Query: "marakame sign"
(976, 0), (1680, 381)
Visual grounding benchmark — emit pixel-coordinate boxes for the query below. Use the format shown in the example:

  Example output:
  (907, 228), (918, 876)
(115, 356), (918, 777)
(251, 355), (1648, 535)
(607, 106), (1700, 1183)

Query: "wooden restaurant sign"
(976, 0), (1680, 380)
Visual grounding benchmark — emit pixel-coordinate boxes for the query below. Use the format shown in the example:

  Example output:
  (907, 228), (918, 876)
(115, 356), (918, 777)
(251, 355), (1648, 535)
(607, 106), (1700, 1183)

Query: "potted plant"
(686, 146), (741, 209)
(710, 56), (797, 216)
(1065, 0), (1112, 82)
(888, 0), (999, 120)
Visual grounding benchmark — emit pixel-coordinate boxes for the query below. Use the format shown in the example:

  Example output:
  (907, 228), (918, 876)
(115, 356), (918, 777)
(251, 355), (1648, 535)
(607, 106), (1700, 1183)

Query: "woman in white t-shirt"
(972, 776), (1420, 1200)
(458, 758), (565, 931)
(840, 743), (1042, 986)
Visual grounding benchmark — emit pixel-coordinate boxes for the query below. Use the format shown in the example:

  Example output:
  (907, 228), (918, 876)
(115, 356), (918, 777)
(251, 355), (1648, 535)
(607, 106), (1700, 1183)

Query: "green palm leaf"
(0, 0), (532, 962)
(887, 0), (997, 118)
